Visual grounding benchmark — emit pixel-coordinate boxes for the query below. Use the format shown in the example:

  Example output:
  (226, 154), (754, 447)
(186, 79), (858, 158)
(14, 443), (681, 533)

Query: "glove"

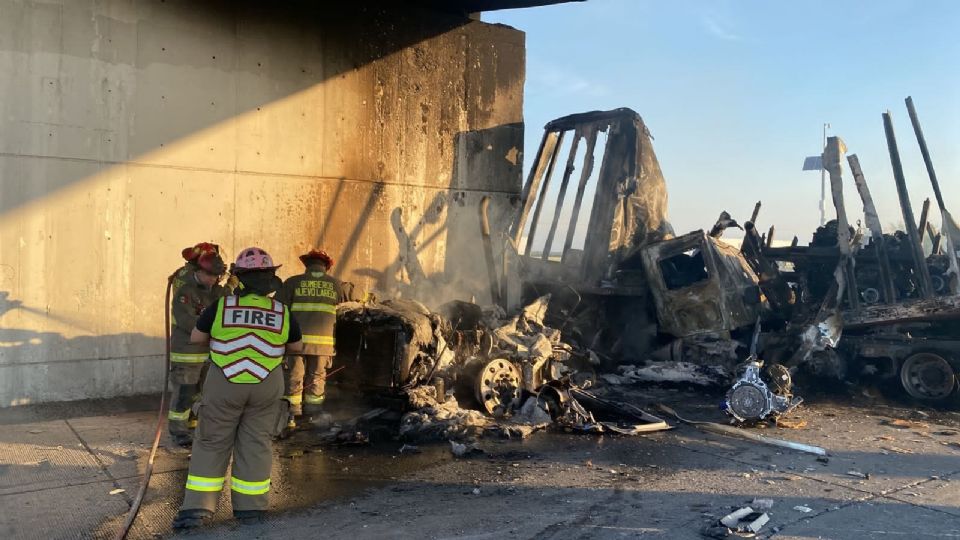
(226, 274), (241, 292)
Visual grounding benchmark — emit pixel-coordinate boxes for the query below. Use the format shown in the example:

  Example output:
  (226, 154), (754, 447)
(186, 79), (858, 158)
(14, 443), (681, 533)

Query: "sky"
(486, 0), (960, 243)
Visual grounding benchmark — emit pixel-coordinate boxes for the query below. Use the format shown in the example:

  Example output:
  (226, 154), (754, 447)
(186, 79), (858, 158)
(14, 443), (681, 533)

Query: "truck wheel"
(899, 352), (957, 402)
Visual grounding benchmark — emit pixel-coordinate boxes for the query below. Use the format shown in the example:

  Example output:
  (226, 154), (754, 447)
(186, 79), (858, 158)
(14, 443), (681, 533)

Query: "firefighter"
(168, 251), (227, 447)
(171, 242), (221, 294)
(172, 247), (302, 529)
(275, 249), (347, 428)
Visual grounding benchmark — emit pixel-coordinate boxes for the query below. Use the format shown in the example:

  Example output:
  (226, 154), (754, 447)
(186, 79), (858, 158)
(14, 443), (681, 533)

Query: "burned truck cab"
(639, 230), (764, 339)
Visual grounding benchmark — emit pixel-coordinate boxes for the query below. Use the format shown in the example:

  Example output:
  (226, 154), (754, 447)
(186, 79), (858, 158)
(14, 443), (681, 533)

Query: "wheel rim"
(475, 358), (521, 417)
(900, 353), (956, 400)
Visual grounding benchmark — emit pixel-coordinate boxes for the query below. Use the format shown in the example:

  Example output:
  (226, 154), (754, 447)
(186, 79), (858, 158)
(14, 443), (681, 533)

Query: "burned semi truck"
(328, 104), (960, 424)
(507, 105), (960, 409)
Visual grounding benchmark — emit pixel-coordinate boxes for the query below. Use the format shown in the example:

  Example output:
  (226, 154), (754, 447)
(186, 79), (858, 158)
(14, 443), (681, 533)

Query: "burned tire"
(899, 352), (958, 403)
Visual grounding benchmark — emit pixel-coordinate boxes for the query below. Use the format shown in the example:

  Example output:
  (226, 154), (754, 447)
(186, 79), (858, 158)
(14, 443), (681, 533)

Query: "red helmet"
(233, 247), (281, 274)
(197, 252), (226, 275)
(181, 242), (220, 262)
(299, 249), (334, 269)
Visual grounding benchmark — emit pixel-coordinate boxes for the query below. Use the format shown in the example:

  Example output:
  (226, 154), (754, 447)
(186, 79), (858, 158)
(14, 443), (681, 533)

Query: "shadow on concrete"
(0, 0), (474, 217)
(349, 123), (523, 306)
(0, 315), (166, 407)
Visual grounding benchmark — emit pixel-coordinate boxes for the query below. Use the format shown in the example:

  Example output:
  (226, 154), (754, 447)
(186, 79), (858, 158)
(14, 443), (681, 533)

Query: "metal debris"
(656, 404), (828, 456)
(724, 360), (801, 424)
(718, 506), (769, 535)
(618, 362), (730, 387)
(449, 440), (482, 458)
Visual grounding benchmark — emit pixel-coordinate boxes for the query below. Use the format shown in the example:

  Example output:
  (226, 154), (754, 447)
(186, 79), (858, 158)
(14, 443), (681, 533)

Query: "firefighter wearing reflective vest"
(172, 247), (303, 529)
(168, 251), (228, 447)
(275, 249), (346, 426)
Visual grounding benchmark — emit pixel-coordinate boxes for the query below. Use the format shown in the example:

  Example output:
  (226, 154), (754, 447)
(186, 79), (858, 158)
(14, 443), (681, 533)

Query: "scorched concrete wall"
(0, 0), (524, 406)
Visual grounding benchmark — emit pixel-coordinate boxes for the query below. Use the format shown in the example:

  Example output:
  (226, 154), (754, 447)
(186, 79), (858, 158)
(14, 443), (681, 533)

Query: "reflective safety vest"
(277, 269), (343, 356)
(209, 294), (290, 384)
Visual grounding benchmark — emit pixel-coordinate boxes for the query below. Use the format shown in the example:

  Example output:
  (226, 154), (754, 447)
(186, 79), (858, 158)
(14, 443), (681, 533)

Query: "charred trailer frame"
(507, 108), (672, 361)
(754, 102), (960, 405)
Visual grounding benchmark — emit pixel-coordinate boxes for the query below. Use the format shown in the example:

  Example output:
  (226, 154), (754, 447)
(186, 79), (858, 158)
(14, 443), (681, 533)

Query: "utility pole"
(819, 122), (830, 226)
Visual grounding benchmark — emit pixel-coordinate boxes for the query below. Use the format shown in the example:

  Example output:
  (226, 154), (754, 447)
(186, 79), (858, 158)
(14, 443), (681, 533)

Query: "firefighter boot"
(234, 510), (266, 525)
(172, 509), (213, 529)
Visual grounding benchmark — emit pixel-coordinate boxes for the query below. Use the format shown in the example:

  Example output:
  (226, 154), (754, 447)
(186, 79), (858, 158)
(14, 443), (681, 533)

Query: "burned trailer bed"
(745, 100), (960, 406)
(755, 233), (960, 405)
(836, 296), (960, 403)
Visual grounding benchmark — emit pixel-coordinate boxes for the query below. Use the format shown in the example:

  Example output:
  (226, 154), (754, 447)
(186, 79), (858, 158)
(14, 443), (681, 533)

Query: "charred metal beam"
(542, 131), (583, 260)
(513, 131), (557, 247)
(742, 201), (761, 251)
(523, 131), (565, 256)
(931, 229), (943, 254)
(561, 127), (599, 263)
(580, 118), (634, 282)
(479, 196), (502, 307)
(848, 154), (897, 303)
(544, 107), (641, 131)
(823, 137), (859, 310)
(906, 96), (960, 294)
(918, 197), (931, 244)
(883, 111), (933, 298)
(906, 96), (947, 211)
(766, 226), (775, 248)
(742, 222), (793, 312)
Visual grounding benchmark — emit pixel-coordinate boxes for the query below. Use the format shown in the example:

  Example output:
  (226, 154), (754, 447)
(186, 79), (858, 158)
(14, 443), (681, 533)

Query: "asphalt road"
(2, 386), (960, 539)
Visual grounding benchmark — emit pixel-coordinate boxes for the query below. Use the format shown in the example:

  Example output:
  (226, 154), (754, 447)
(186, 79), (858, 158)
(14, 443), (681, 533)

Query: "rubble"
(399, 394), (491, 441)
(501, 103), (960, 412)
(617, 362), (730, 387)
(326, 100), (960, 462)
(449, 440), (483, 458)
(715, 506), (769, 536)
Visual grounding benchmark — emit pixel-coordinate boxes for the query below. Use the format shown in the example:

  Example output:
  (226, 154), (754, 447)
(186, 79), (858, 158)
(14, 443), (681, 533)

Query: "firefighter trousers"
(180, 365), (285, 512)
(282, 355), (332, 415)
(168, 362), (207, 435)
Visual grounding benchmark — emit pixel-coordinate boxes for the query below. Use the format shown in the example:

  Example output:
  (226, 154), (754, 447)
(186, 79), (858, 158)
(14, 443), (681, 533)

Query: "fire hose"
(113, 271), (176, 540)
